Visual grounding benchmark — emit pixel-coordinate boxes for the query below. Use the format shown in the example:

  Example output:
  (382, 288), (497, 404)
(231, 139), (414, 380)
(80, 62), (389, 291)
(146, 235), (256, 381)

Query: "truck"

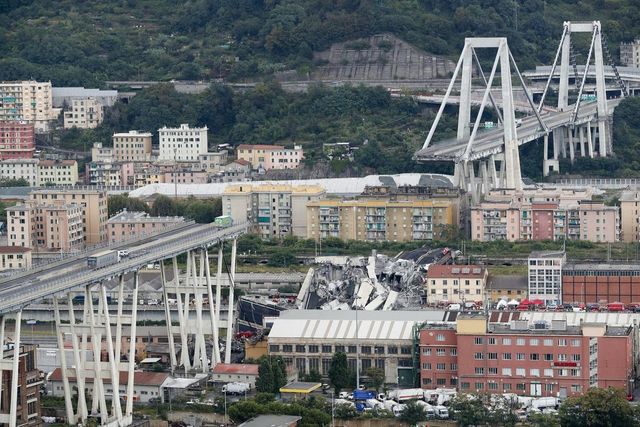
(415, 400), (436, 419)
(214, 215), (233, 227)
(87, 250), (119, 269)
(352, 390), (377, 401)
(221, 382), (250, 395)
(434, 405), (449, 419)
(387, 388), (425, 402)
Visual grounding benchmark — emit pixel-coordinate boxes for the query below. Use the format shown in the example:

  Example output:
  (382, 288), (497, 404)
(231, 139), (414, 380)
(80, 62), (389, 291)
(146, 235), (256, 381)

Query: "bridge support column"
(225, 238), (238, 364)
(569, 128), (575, 163)
(55, 276), (136, 427)
(0, 311), (22, 427)
(587, 123), (594, 157)
(579, 126), (586, 156)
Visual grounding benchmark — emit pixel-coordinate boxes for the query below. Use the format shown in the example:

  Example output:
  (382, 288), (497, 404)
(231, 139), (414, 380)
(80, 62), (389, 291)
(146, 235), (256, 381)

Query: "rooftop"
(279, 381), (321, 394)
(113, 130), (153, 137)
(529, 251), (566, 259)
(427, 264), (486, 278)
(224, 183), (325, 195)
(238, 415), (302, 427)
(487, 275), (528, 290)
(49, 368), (169, 386)
(108, 210), (184, 223)
(38, 160), (76, 167)
(0, 246), (31, 254)
(237, 144), (286, 150)
(212, 363), (259, 376)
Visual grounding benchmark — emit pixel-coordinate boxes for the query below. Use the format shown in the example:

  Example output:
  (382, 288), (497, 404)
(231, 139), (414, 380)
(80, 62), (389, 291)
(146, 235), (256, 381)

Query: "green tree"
(227, 400), (262, 424)
(301, 369), (321, 383)
(255, 357), (275, 393)
(449, 394), (490, 427)
(272, 356), (288, 392)
(328, 352), (349, 394)
(0, 178), (29, 187)
(107, 194), (150, 217)
(268, 249), (297, 267)
(558, 387), (636, 427)
(399, 400), (427, 426)
(528, 411), (561, 427)
(151, 195), (175, 216)
(365, 367), (385, 392)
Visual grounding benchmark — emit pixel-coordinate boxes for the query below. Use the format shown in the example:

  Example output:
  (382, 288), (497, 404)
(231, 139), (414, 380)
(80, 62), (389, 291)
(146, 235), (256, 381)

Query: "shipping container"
(87, 250), (118, 269)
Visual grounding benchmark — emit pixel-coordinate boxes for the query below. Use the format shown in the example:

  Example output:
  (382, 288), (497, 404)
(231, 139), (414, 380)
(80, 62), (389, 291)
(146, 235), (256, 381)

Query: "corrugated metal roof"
(521, 311), (640, 326)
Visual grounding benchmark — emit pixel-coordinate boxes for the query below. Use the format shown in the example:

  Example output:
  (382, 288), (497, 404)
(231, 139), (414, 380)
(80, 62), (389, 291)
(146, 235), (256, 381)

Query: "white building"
(91, 142), (114, 162)
(0, 158), (38, 186)
(620, 39), (640, 68)
(268, 310), (447, 384)
(63, 98), (103, 129)
(528, 251), (566, 306)
(37, 160), (79, 186)
(158, 124), (208, 161)
(211, 364), (259, 388)
(0, 80), (60, 132)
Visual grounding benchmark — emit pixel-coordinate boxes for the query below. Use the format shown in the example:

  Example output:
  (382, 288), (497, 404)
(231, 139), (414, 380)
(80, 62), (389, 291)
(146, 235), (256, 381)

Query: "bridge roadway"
(415, 98), (621, 162)
(0, 222), (247, 316)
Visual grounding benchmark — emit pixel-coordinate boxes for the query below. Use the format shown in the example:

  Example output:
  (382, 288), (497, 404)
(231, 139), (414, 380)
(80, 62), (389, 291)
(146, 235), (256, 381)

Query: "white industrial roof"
(128, 173), (453, 198)
(521, 311), (640, 326)
(269, 310), (446, 341)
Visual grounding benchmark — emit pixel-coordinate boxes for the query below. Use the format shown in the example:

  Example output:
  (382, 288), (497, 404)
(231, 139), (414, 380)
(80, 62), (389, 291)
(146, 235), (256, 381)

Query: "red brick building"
(0, 344), (41, 425)
(419, 314), (633, 398)
(562, 264), (640, 305)
(0, 122), (35, 160)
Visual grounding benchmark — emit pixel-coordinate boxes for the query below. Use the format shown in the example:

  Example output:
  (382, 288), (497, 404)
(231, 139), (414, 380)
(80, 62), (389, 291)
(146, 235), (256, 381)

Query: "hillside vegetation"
(1, 0), (638, 85)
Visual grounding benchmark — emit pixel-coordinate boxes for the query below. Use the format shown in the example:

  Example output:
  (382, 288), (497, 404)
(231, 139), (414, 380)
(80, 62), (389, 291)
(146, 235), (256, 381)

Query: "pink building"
(0, 122), (35, 160)
(236, 144), (304, 170)
(120, 162), (135, 186)
(420, 315), (633, 399)
(164, 170), (208, 184)
(107, 210), (185, 243)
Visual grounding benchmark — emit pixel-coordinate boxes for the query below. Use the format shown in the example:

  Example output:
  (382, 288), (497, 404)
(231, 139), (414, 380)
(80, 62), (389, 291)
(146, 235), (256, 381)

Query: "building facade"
(419, 315), (633, 398)
(112, 131), (153, 162)
(6, 204), (33, 248)
(306, 199), (458, 242)
(108, 210), (184, 243)
(471, 189), (619, 243)
(620, 40), (640, 68)
(0, 80), (60, 132)
(37, 160), (79, 186)
(0, 345), (41, 425)
(199, 151), (228, 172)
(0, 122), (35, 160)
(210, 159), (251, 183)
(425, 265), (488, 305)
(158, 124), (208, 161)
(620, 191), (640, 242)
(91, 142), (114, 163)
(87, 161), (123, 186)
(211, 364), (259, 388)
(236, 144), (304, 170)
(0, 159), (38, 186)
(562, 264), (640, 305)
(63, 98), (103, 129)
(528, 251), (566, 306)
(223, 184), (326, 238)
(487, 275), (528, 303)
(0, 246), (32, 271)
(30, 188), (108, 244)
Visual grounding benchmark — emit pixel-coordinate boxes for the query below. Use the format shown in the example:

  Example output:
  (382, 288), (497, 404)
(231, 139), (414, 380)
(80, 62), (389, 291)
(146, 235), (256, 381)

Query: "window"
(422, 348), (431, 356)
(488, 382), (498, 390)
(488, 367), (498, 375)
(516, 338), (526, 346)
(516, 353), (525, 361)
(422, 363), (432, 370)
(572, 385), (582, 393)
(347, 345), (357, 353)
(461, 382), (470, 390)
(361, 346), (371, 354)
(422, 378), (432, 386)
(374, 346), (384, 354)
(530, 339), (539, 346)
(571, 339), (581, 347)
(451, 348), (457, 356)
(544, 369), (554, 377)
(488, 352), (498, 360)
(322, 345), (332, 353)
(516, 383), (526, 391)
(474, 352), (484, 360)
(558, 339), (567, 346)
(437, 363), (446, 370)
(572, 354), (581, 362)
(282, 345), (293, 352)
(401, 346), (412, 354)
(503, 353), (512, 360)
(269, 345), (280, 352)
(530, 353), (540, 361)
(544, 353), (554, 361)
(488, 337), (496, 345)
(502, 368), (512, 376)
(450, 363), (458, 370)
(436, 349), (446, 356)
(516, 368), (526, 376)
(475, 367), (484, 375)
(436, 334), (445, 342)
(387, 346), (398, 354)
(530, 368), (540, 377)
(308, 345), (319, 353)
(544, 339), (553, 346)
(557, 354), (568, 362)
(475, 382), (484, 390)
(296, 345), (306, 353)
(474, 337), (484, 345)
(503, 338), (512, 345)
(503, 383), (512, 391)
(336, 345), (345, 353)
(437, 378), (447, 385)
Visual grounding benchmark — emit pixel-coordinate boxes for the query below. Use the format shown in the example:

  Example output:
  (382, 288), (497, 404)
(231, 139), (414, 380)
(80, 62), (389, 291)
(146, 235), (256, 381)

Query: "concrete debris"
(302, 247), (455, 311)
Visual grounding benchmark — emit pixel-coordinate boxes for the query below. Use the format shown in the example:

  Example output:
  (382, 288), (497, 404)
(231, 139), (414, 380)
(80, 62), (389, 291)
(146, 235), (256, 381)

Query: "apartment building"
(268, 310), (437, 385)
(7, 201), (85, 251)
(210, 159), (251, 183)
(620, 39), (640, 68)
(0, 80), (60, 132)
(0, 344), (42, 425)
(471, 191), (619, 242)
(419, 315), (633, 398)
(0, 159), (38, 186)
(87, 161), (134, 186)
(307, 199), (458, 242)
(165, 170), (208, 184)
(199, 151), (228, 172)
(486, 275), (528, 303)
(91, 142), (114, 162)
(0, 246), (32, 271)
(63, 98), (103, 129)
(6, 204), (33, 247)
(134, 169), (166, 186)
(158, 124), (208, 161)
(0, 121), (35, 160)
(112, 130), (152, 162)
(236, 144), (304, 170)
(528, 251), (566, 306)
(37, 160), (79, 186)
(30, 188), (108, 244)
(108, 210), (184, 243)
(425, 265), (488, 305)
(223, 184), (326, 238)
(619, 191), (640, 242)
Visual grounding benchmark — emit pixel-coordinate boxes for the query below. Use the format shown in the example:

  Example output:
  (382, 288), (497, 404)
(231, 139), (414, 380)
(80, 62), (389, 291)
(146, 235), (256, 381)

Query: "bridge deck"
(415, 99), (620, 162)
(0, 222), (247, 315)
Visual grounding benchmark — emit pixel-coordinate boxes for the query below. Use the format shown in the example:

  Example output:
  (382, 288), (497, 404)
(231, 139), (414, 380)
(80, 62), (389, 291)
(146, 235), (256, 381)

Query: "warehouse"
(267, 310), (447, 385)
